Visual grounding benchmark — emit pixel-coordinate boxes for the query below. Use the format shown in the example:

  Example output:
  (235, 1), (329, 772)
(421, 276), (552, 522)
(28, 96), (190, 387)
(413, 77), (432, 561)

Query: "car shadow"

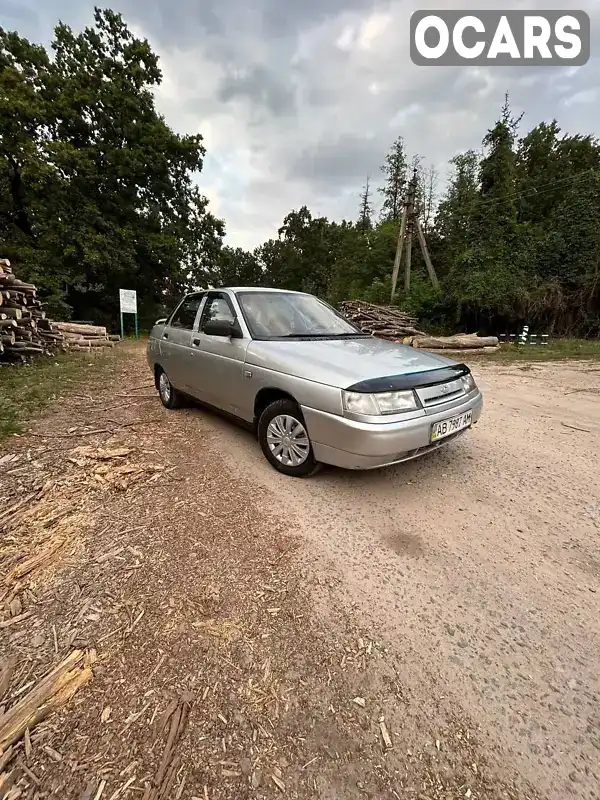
(180, 395), (478, 492)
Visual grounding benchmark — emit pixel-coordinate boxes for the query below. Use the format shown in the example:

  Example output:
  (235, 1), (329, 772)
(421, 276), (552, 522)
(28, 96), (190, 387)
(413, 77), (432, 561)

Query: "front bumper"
(302, 392), (483, 470)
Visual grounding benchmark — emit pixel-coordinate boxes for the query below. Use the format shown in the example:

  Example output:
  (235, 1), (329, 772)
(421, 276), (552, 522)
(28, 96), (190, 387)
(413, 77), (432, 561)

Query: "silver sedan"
(147, 287), (483, 477)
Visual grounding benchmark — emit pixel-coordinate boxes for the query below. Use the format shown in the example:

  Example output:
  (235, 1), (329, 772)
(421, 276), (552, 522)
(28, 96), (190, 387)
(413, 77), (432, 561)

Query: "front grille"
(416, 378), (465, 408)
(423, 387), (464, 406)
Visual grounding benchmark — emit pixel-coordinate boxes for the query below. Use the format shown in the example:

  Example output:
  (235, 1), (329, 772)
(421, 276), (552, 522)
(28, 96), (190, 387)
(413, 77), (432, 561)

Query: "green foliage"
(0, 8), (224, 326)
(379, 136), (407, 222)
(357, 176), (373, 232)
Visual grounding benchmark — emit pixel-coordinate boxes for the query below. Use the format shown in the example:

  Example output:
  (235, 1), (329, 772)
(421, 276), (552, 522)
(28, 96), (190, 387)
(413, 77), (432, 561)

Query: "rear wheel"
(157, 368), (182, 409)
(258, 399), (321, 477)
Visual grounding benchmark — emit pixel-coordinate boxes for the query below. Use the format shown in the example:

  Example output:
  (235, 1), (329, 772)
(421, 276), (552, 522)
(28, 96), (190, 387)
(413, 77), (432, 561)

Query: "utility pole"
(404, 177), (415, 294)
(390, 168), (439, 302)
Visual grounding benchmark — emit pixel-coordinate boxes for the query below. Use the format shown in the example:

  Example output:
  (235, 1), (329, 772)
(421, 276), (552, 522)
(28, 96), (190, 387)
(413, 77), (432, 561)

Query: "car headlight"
(342, 389), (419, 416)
(461, 373), (477, 393)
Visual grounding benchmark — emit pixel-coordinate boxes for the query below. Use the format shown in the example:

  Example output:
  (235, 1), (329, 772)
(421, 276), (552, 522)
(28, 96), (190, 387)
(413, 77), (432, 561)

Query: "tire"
(257, 399), (321, 477)
(156, 368), (182, 410)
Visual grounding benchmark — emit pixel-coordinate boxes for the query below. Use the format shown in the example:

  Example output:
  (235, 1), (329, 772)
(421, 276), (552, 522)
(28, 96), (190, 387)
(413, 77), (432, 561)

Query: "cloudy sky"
(1, 0), (599, 249)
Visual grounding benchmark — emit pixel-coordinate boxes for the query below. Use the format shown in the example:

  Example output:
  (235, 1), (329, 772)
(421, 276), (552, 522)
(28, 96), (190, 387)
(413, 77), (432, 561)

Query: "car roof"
(226, 287), (305, 295)
(184, 286), (307, 297)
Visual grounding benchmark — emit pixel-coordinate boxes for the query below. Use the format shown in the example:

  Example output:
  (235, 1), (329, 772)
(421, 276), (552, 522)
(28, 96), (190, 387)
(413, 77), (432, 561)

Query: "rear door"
(160, 293), (205, 391)
(190, 292), (252, 419)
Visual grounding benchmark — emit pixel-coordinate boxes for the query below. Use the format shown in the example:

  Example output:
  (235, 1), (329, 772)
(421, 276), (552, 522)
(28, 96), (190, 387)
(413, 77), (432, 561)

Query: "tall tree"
(420, 165), (438, 232)
(357, 176), (373, 232)
(379, 136), (407, 222)
(436, 151), (479, 246)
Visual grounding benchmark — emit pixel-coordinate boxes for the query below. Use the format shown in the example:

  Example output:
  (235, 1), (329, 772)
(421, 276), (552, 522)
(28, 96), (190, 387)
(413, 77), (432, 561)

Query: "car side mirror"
(204, 319), (238, 338)
(155, 317), (167, 325)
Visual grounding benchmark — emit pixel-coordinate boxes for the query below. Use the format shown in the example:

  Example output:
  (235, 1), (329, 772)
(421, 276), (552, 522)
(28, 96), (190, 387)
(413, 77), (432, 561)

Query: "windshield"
(237, 291), (364, 340)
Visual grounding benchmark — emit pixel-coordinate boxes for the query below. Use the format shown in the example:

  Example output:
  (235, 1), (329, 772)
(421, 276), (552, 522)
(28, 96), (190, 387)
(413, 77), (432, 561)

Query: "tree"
(357, 176), (373, 232)
(0, 8), (224, 323)
(436, 151), (479, 248)
(379, 136), (407, 222)
(213, 246), (263, 287)
(420, 165), (438, 232)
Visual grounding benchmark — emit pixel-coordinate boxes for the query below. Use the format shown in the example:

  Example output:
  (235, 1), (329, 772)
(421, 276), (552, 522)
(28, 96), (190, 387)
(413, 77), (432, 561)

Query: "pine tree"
(379, 136), (407, 222)
(357, 176), (373, 232)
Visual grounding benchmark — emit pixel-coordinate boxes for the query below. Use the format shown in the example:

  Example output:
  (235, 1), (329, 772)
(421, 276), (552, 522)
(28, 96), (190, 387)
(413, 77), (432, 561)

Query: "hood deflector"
(346, 364), (471, 393)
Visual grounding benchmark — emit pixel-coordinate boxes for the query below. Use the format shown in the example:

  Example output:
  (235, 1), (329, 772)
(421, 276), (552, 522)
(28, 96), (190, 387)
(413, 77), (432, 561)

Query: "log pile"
(0, 259), (117, 362)
(49, 321), (116, 352)
(339, 300), (425, 338)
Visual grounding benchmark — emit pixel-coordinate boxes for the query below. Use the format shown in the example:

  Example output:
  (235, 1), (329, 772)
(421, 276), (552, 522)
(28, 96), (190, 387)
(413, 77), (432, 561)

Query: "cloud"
(8, 0), (600, 249)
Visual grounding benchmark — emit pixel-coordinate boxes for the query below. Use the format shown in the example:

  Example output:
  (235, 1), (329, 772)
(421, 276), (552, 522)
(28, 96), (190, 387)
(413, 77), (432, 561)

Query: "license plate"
(430, 411), (472, 442)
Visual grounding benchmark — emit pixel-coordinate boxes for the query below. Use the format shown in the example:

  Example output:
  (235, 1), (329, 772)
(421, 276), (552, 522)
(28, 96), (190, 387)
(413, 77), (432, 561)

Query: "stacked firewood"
(339, 299), (499, 352)
(0, 259), (118, 362)
(0, 259), (49, 359)
(339, 300), (425, 338)
(48, 321), (119, 351)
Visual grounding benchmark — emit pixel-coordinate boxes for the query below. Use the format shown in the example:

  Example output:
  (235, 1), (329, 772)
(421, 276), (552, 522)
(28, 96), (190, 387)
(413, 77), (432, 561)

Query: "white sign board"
(119, 289), (137, 314)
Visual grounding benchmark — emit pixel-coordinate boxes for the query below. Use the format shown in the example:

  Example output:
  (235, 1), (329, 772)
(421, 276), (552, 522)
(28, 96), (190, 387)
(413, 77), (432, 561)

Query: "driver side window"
(200, 295), (236, 331)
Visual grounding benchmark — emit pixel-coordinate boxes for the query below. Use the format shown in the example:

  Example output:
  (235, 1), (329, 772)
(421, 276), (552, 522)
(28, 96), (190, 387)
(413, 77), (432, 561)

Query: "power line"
(463, 167), (599, 211)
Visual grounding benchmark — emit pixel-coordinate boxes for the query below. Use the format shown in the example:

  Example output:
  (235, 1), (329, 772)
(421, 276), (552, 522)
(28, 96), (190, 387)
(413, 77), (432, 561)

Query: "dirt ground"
(1, 345), (599, 800)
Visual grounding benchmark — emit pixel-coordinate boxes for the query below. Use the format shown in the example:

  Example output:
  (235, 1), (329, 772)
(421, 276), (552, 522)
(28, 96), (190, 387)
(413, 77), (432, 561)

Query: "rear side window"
(170, 294), (203, 330)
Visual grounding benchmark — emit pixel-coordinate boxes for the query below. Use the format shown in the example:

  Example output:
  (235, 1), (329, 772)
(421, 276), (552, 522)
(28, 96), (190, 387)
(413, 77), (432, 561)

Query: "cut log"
(412, 334), (499, 350)
(54, 322), (107, 337)
(82, 339), (114, 348)
(4, 345), (44, 355)
(424, 346), (501, 355)
(0, 308), (22, 320)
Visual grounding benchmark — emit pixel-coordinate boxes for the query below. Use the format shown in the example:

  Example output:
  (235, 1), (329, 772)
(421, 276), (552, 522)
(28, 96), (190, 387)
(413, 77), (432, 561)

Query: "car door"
(191, 292), (252, 419)
(160, 292), (205, 391)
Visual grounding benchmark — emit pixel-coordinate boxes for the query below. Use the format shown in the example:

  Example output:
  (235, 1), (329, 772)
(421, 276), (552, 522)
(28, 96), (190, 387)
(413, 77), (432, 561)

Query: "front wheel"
(157, 368), (182, 409)
(257, 399), (321, 477)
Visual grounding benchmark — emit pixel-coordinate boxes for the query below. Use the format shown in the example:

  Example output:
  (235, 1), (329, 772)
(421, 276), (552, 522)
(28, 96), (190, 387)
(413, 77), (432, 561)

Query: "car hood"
(245, 337), (458, 389)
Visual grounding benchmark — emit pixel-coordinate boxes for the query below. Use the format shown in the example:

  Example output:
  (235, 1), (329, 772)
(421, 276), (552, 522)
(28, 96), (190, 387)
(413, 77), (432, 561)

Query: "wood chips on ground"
(0, 344), (540, 800)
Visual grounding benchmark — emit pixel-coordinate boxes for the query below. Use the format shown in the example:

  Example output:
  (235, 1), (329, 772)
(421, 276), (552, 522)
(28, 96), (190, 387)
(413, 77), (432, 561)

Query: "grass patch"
(468, 339), (600, 363)
(0, 349), (123, 444)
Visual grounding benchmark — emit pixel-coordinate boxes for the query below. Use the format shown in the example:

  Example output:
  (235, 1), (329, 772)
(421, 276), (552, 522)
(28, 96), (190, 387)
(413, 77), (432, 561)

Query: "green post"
(134, 313), (139, 341)
(120, 312), (124, 340)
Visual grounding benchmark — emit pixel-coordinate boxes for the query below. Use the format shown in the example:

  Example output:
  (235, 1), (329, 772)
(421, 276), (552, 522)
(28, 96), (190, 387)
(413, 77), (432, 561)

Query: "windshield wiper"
(329, 332), (371, 338)
(280, 333), (331, 338)
(280, 332), (370, 339)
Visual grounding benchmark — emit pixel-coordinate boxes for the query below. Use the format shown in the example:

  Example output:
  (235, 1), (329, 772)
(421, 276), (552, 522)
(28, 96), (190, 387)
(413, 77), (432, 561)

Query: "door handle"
(162, 332), (168, 340)
(192, 338), (200, 346)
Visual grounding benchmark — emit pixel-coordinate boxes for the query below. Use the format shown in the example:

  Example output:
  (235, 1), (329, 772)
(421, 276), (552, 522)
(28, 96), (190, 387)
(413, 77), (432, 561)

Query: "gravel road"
(194, 360), (600, 800)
